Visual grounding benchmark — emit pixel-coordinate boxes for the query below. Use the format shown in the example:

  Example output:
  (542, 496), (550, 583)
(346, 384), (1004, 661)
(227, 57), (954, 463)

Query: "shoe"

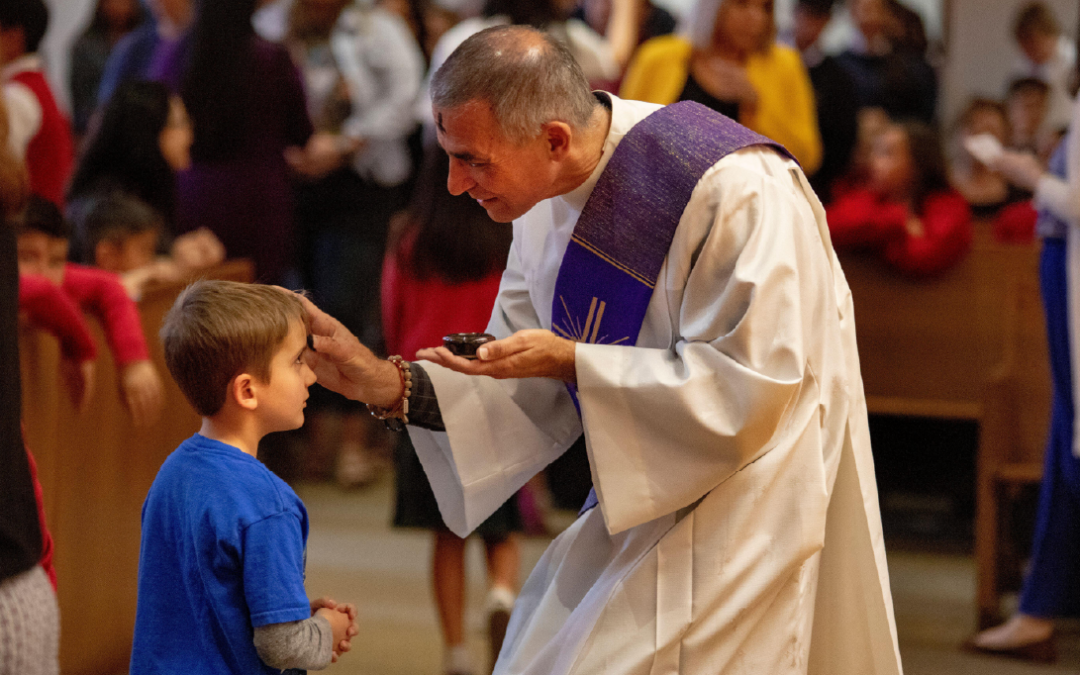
(486, 586), (515, 672)
(445, 643), (474, 675)
(962, 634), (1056, 663)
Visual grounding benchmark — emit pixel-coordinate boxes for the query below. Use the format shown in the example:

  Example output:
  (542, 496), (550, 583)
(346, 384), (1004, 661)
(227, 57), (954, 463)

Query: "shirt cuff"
(1035, 174), (1075, 222)
(407, 363), (445, 431)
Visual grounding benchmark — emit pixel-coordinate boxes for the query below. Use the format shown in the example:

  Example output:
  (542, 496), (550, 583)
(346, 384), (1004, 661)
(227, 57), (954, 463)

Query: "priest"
(302, 24), (902, 675)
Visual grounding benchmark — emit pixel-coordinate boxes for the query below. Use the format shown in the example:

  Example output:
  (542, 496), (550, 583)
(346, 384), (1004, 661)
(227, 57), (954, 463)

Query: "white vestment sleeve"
(408, 239), (583, 537)
(576, 162), (809, 534)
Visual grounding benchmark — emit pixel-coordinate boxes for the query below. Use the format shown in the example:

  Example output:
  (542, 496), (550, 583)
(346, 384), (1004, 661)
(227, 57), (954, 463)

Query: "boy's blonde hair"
(160, 280), (308, 416)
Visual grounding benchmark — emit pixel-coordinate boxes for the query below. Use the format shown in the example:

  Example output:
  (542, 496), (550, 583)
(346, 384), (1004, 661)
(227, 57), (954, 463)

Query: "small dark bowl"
(443, 333), (496, 359)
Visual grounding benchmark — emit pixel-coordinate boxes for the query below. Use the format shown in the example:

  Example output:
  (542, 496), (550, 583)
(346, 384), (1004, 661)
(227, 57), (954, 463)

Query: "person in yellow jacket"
(621, 0), (822, 174)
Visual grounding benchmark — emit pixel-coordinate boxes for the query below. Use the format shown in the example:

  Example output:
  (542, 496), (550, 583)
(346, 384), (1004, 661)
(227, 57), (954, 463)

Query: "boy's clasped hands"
(311, 596), (360, 663)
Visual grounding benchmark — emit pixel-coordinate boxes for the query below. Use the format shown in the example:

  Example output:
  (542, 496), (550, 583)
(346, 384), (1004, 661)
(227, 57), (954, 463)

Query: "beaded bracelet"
(366, 356), (411, 431)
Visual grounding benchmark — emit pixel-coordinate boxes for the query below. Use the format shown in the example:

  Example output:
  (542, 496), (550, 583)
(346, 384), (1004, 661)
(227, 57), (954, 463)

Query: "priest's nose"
(447, 157), (475, 196)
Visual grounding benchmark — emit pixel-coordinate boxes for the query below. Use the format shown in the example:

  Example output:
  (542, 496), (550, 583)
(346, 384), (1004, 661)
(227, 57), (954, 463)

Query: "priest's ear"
(542, 121), (573, 161)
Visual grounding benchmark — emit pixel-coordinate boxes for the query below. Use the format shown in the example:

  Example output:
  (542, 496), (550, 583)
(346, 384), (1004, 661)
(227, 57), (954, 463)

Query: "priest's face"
(434, 100), (559, 223)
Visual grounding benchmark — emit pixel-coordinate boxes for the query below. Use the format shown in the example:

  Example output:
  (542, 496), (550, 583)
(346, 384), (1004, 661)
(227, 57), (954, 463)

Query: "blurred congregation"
(4, 0), (1080, 672)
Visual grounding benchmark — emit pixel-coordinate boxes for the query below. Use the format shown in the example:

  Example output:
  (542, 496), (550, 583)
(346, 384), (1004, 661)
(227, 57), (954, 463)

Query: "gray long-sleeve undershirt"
(253, 613), (333, 671)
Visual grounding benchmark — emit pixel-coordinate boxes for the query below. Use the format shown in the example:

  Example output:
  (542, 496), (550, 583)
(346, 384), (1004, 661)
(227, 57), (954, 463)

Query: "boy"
(131, 280), (357, 674)
(0, 0), (75, 208)
(72, 192), (225, 299)
(16, 196), (163, 423)
(74, 192), (163, 274)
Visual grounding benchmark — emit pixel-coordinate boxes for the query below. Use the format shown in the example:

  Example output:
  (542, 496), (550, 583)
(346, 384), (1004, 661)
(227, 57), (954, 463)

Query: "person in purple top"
(152, 0), (317, 285)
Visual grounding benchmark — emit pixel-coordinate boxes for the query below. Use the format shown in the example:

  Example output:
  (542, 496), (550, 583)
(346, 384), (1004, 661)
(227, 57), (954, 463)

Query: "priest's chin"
(477, 197), (524, 223)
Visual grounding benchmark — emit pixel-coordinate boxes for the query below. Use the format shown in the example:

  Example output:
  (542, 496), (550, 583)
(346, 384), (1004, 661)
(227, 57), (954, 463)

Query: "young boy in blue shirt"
(131, 280), (357, 674)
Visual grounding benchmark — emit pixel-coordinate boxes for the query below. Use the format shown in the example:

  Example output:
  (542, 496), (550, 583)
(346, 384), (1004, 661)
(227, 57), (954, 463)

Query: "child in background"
(132, 280), (357, 674)
(827, 120), (973, 276)
(0, 0), (75, 208)
(75, 191), (224, 299)
(950, 98), (1016, 215)
(1006, 77), (1055, 161)
(1008, 1), (1075, 140)
(15, 195), (163, 424)
(949, 98), (1039, 243)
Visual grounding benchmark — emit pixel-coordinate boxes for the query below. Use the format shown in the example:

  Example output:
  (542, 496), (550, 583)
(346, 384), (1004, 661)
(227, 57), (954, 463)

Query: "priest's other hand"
(295, 294), (402, 407)
(416, 329), (577, 383)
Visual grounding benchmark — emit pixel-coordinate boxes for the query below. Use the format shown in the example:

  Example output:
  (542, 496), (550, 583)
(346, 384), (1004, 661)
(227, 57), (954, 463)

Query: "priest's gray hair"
(430, 25), (598, 145)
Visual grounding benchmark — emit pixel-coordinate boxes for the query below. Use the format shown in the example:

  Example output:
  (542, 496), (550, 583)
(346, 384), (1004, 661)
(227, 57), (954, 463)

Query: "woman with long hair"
(68, 80), (188, 231)
(383, 146), (520, 675)
(620, 0), (822, 173)
(153, 0), (316, 285)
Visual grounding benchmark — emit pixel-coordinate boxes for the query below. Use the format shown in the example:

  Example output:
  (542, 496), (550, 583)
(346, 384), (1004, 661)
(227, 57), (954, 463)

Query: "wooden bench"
(20, 260), (253, 675)
(837, 227), (1049, 629)
(838, 227), (1033, 420)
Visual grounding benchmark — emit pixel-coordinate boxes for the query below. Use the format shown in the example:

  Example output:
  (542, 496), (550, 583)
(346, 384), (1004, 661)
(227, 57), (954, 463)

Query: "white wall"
(941, 0), (1077, 127)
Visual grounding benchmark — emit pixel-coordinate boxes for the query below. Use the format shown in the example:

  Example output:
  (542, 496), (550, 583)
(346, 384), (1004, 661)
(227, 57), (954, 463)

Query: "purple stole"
(553, 100), (793, 513)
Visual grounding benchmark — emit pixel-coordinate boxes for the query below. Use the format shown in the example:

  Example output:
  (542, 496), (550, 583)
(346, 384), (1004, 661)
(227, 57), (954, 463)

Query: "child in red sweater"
(16, 196), (163, 425)
(827, 120), (973, 276)
(0, 0), (75, 208)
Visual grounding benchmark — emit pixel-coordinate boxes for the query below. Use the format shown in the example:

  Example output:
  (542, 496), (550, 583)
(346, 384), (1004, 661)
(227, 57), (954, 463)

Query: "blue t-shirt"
(130, 434), (312, 674)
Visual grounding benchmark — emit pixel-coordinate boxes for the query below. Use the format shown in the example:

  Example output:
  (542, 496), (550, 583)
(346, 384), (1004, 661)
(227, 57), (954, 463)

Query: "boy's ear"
(230, 373), (258, 411)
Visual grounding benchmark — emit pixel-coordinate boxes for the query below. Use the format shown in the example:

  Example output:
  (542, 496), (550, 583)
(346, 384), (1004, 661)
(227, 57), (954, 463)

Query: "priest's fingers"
(416, 346), (490, 374)
(479, 330), (576, 382)
(474, 330), (550, 361)
(419, 335), (576, 382)
(293, 292), (349, 341)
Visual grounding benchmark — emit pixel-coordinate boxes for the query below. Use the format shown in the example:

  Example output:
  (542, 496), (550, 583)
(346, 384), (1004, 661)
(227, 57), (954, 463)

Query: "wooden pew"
(838, 227), (1034, 421)
(836, 227), (1049, 629)
(973, 260), (1051, 628)
(20, 260), (253, 675)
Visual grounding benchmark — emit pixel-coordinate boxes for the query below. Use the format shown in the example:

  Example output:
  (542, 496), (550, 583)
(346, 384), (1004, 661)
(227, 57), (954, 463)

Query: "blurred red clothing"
(381, 233), (502, 360)
(826, 188), (973, 277)
(19, 264), (148, 366)
(18, 273), (96, 362)
(993, 201), (1038, 244)
(22, 440), (56, 592)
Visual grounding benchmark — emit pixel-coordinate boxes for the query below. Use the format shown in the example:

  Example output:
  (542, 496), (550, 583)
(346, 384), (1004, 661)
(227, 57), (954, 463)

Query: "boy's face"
(1008, 89), (1048, 139)
(96, 230), (159, 273)
(256, 320), (317, 433)
(17, 232), (68, 286)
